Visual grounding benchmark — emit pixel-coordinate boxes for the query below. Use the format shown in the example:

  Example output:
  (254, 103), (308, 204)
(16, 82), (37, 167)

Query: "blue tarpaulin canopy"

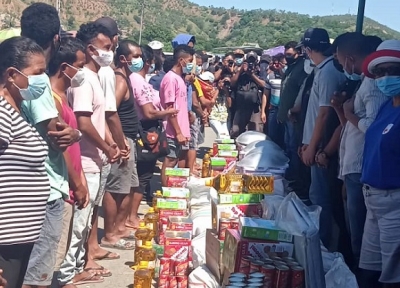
(356, 0), (366, 33)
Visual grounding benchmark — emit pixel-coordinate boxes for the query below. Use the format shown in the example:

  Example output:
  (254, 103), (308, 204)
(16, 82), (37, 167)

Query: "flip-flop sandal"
(73, 273), (104, 285)
(121, 230), (136, 240)
(92, 250), (120, 261)
(84, 266), (112, 278)
(100, 238), (135, 250)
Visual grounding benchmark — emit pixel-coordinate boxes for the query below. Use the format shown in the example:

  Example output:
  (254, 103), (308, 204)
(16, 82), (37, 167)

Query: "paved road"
(52, 127), (216, 288)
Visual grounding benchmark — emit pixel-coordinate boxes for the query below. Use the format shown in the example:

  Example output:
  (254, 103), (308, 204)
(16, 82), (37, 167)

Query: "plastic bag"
(188, 265), (220, 288)
(187, 176), (212, 208)
(325, 257), (358, 288)
(261, 195), (285, 220)
(192, 231), (206, 269)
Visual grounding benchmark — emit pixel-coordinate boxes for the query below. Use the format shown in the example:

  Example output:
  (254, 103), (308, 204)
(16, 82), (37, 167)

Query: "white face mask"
(65, 64), (85, 88)
(303, 59), (315, 75)
(92, 47), (113, 67)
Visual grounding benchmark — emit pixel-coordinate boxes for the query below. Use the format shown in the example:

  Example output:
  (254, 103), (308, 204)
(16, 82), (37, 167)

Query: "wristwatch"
(75, 129), (82, 142)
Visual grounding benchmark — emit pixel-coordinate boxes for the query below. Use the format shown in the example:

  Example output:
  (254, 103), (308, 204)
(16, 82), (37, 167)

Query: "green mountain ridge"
(1, 0), (399, 51)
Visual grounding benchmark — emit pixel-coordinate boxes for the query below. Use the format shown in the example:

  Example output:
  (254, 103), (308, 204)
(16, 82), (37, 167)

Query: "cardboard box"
(205, 229), (224, 284)
(211, 199), (263, 232)
(218, 150), (239, 157)
(157, 198), (188, 210)
(218, 193), (263, 205)
(222, 229), (294, 274)
(239, 217), (293, 242)
(161, 187), (190, 198)
(159, 209), (187, 217)
(218, 144), (236, 151)
(168, 217), (193, 232)
(165, 168), (190, 177)
(215, 138), (235, 144)
(164, 231), (192, 260)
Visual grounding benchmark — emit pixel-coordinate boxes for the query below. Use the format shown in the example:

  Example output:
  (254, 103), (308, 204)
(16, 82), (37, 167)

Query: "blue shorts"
(166, 137), (182, 159)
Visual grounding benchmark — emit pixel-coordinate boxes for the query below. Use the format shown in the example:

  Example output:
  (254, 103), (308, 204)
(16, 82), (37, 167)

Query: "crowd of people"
(0, 2), (400, 288)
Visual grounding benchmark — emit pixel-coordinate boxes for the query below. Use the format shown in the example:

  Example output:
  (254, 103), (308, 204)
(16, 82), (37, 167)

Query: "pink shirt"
(53, 92), (82, 204)
(67, 67), (106, 173)
(159, 71), (190, 139)
(129, 72), (162, 120)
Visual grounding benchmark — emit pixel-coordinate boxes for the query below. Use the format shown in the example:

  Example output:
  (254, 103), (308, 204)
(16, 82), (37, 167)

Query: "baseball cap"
(363, 40), (400, 78)
(246, 51), (258, 61)
(94, 16), (121, 36)
(199, 71), (215, 82)
(260, 54), (272, 63)
(148, 40), (164, 50)
(296, 28), (330, 48)
(233, 49), (245, 57)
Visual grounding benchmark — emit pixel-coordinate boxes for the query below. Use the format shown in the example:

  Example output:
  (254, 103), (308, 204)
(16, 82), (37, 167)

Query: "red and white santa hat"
(363, 40), (400, 78)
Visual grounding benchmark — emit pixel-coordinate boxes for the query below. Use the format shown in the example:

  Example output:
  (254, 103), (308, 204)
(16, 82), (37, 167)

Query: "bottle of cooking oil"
(209, 148), (214, 156)
(135, 221), (153, 248)
(202, 153), (211, 178)
(152, 190), (162, 212)
(144, 207), (159, 237)
(137, 241), (156, 278)
(133, 261), (152, 288)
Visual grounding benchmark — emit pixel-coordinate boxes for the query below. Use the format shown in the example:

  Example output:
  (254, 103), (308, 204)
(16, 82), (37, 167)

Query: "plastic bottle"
(135, 221), (153, 248)
(152, 190), (162, 212)
(209, 148), (214, 157)
(137, 241), (156, 278)
(133, 261), (152, 288)
(144, 207), (159, 237)
(202, 153), (211, 178)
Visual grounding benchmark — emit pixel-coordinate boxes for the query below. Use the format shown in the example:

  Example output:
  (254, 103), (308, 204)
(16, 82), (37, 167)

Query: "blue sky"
(190, 0), (399, 31)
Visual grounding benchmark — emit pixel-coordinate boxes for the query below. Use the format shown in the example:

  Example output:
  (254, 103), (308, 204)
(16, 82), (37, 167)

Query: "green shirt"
(277, 58), (308, 123)
(21, 76), (69, 202)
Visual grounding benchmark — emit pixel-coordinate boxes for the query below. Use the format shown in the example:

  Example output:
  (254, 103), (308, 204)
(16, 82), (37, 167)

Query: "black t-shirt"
(232, 73), (262, 110)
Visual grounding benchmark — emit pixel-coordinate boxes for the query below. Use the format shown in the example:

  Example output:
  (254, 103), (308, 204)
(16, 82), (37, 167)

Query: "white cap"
(199, 71), (215, 83)
(148, 40), (164, 50)
(364, 40), (400, 77)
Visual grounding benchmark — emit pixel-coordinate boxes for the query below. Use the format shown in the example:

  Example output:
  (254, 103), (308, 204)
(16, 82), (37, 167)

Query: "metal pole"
(138, 1), (145, 44)
(356, 0), (366, 33)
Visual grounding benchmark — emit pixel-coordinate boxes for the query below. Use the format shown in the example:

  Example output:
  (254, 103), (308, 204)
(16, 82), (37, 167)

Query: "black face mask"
(285, 55), (296, 65)
(333, 58), (344, 73)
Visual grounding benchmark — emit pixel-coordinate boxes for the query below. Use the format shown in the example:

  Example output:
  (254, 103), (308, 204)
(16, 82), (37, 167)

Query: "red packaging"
(218, 218), (231, 240)
(159, 209), (188, 218)
(238, 256), (251, 274)
(290, 266), (305, 288)
(167, 176), (187, 187)
(213, 143), (218, 156)
(164, 231), (192, 261)
(250, 260), (263, 273)
(169, 276), (177, 288)
(174, 258), (189, 276)
(261, 264), (276, 288)
(158, 274), (169, 288)
(230, 218), (239, 229)
(176, 276), (188, 288)
(160, 217), (169, 233)
(168, 217), (193, 232)
(274, 265), (290, 288)
(160, 257), (171, 276)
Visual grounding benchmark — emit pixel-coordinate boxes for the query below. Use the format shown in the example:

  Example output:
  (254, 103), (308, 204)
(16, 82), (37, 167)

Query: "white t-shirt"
(98, 66), (117, 112)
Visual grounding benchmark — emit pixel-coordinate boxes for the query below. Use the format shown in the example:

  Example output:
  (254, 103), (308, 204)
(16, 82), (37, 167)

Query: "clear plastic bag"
(261, 195), (285, 220)
(325, 257), (358, 288)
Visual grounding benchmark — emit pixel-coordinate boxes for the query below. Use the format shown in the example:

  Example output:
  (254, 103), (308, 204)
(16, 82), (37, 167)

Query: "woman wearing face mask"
(0, 36), (51, 288)
(123, 42), (177, 227)
(357, 40), (400, 288)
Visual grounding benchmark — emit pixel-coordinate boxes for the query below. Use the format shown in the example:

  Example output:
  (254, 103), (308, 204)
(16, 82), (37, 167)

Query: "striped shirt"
(339, 77), (388, 178)
(0, 96), (50, 245)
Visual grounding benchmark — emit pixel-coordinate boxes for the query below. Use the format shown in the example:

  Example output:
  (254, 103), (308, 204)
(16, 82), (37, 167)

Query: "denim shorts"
(23, 198), (64, 286)
(359, 185), (400, 283)
(166, 137), (182, 159)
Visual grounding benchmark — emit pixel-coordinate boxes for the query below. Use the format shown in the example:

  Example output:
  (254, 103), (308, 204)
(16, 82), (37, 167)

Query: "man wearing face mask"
(233, 49), (245, 71)
(19, 4), (83, 287)
(297, 28), (347, 249)
(276, 41), (308, 189)
(331, 33), (386, 273)
(159, 44), (195, 186)
(63, 22), (119, 282)
(48, 37), (105, 286)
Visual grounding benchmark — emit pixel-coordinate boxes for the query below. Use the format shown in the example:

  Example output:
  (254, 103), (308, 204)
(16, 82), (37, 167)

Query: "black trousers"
(0, 243), (34, 288)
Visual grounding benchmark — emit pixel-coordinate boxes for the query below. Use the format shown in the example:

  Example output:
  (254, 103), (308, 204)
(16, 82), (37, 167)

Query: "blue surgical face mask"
(344, 58), (362, 81)
(183, 63), (194, 74)
(195, 65), (202, 75)
(148, 63), (155, 74)
(235, 58), (243, 66)
(128, 57), (144, 73)
(14, 71), (48, 101)
(376, 76), (400, 97)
